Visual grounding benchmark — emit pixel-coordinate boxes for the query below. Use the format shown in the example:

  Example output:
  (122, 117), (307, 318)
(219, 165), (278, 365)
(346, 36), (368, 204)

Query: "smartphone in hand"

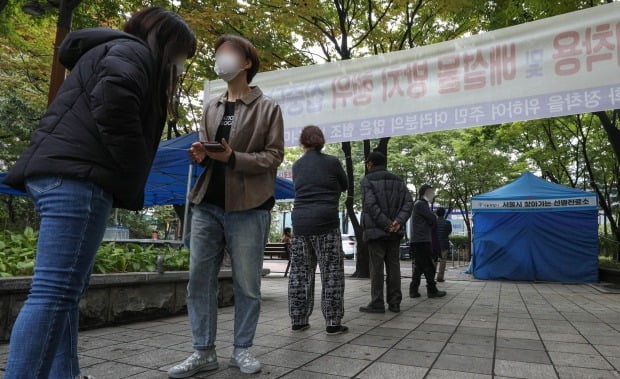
(202, 141), (226, 152)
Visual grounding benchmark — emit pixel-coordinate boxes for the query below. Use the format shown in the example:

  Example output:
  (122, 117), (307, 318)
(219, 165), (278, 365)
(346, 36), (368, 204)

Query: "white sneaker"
(230, 348), (262, 374)
(168, 350), (219, 378)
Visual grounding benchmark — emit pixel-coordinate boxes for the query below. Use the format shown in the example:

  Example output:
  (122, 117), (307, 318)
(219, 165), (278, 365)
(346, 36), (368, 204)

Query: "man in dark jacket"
(410, 184), (447, 298)
(359, 152), (414, 313)
(435, 207), (453, 282)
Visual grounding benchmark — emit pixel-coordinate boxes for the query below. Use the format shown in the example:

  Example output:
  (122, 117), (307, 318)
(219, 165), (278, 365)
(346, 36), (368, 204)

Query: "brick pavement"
(2, 264), (620, 378)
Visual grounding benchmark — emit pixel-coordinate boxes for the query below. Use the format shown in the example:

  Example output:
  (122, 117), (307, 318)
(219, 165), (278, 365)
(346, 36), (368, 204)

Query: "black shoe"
(388, 304), (400, 313)
(326, 325), (349, 335)
(359, 305), (386, 313)
(437, 278), (445, 283)
(428, 290), (447, 298)
(292, 324), (310, 331)
(409, 292), (421, 298)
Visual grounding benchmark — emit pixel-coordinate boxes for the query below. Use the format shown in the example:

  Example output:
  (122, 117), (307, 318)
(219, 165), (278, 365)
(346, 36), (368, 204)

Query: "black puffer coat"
(3, 28), (165, 210)
(410, 199), (437, 243)
(361, 166), (414, 241)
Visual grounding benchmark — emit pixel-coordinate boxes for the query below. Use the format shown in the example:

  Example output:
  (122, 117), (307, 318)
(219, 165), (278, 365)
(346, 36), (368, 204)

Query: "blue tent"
(1, 132), (295, 206)
(471, 172), (599, 283)
(0, 173), (26, 196)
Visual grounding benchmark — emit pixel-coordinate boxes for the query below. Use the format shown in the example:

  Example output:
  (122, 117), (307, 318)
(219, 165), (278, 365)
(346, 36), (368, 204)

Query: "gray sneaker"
(168, 350), (219, 378)
(230, 348), (262, 374)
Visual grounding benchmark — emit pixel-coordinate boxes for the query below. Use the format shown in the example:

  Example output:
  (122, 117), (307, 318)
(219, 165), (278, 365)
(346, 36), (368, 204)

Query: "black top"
(203, 101), (275, 211)
(410, 199), (437, 243)
(291, 150), (347, 235)
(203, 101), (235, 209)
(436, 218), (453, 250)
(3, 28), (163, 210)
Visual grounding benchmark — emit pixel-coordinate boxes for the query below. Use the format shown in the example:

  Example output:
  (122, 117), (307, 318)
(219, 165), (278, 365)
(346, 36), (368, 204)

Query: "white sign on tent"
(204, 3), (620, 147)
(471, 197), (597, 211)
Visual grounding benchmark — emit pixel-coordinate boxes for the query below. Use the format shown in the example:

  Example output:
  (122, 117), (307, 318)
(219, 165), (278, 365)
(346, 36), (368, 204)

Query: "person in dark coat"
(287, 125), (349, 335)
(409, 184), (447, 298)
(435, 207), (453, 282)
(359, 151), (414, 314)
(3, 8), (196, 379)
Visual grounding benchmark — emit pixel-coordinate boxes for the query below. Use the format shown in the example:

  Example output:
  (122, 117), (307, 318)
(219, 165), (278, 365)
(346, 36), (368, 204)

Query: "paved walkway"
(2, 267), (620, 378)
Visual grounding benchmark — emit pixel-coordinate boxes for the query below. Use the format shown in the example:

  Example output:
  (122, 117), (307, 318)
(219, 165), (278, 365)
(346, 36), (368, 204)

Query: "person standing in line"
(288, 126), (349, 335)
(3, 8), (196, 379)
(409, 184), (447, 298)
(281, 227), (292, 245)
(168, 34), (284, 377)
(359, 151), (414, 314)
(435, 207), (453, 282)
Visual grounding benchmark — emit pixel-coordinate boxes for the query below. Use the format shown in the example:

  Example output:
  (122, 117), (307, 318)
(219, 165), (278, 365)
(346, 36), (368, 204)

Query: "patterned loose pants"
(288, 229), (345, 327)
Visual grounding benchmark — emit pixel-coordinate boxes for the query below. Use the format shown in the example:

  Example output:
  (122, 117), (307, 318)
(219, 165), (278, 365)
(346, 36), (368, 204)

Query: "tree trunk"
(581, 114), (620, 258)
(342, 141), (370, 278)
(375, 137), (390, 156)
(457, 203), (472, 261)
(6, 196), (16, 224)
(594, 110), (620, 163)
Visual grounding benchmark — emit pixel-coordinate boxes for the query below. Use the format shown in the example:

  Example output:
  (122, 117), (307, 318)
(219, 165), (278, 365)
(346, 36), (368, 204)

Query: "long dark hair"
(123, 7), (197, 119)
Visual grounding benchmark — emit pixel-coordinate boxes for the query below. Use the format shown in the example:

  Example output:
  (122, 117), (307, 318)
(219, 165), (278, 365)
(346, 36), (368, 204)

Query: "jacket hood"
(59, 28), (147, 69)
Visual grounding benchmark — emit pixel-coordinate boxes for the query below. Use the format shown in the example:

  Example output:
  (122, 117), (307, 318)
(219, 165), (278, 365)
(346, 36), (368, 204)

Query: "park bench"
(264, 242), (291, 277)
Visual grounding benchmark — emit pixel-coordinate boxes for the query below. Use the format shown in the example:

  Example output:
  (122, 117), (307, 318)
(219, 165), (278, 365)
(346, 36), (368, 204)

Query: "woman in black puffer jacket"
(3, 7), (195, 379)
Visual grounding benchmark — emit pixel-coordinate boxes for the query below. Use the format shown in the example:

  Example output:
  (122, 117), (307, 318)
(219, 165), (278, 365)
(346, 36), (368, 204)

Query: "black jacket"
(436, 218), (453, 250)
(410, 199), (437, 243)
(3, 28), (164, 210)
(361, 166), (414, 242)
(292, 150), (348, 235)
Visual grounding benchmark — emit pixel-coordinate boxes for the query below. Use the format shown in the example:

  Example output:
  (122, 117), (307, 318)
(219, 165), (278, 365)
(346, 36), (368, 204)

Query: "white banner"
(204, 3), (620, 148)
(472, 196), (598, 211)
(277, 168), (292, 180)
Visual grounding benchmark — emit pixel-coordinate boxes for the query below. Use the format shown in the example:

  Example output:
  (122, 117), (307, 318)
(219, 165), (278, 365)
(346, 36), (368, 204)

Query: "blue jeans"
(5, 177), (113, 379)
(187, 203), (270, 350)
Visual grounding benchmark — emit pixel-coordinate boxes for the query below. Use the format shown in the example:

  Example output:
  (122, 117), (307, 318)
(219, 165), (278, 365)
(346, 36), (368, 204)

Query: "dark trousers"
(410, 242), (438, 293)
(368, 239), (402, 308)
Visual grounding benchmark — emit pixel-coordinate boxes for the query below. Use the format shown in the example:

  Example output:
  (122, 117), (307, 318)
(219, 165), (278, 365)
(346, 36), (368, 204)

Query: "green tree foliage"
(1, 0), (619, 264)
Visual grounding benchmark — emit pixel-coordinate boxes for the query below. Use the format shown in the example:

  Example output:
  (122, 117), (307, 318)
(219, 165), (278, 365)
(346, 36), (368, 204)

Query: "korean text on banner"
(204, 3), (620, 147)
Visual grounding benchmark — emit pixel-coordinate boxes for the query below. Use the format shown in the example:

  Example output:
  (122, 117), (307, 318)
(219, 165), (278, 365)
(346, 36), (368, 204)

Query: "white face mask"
(171, 55), (186, 77)
(423, 189), (435, 202)
(214, 54), (242, 82)
(174, 61), (185, 76)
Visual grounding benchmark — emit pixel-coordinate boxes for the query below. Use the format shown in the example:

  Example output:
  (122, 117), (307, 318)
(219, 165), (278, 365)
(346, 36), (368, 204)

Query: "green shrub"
(449, 235), (470, 249)
(599, 256), (620, 270)
(0, 228), (190, 277)
(94, 243), (189, 274)
(0, 227), (37, 277)
(599, 235), (619, 258)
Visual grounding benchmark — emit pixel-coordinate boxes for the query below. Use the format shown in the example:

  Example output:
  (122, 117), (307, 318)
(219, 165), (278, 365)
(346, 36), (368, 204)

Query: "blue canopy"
(1, 132), (295, 206)
(145, 132), (295, 206)
(0, 173), (26, 196)
(471, 172), (599, 283)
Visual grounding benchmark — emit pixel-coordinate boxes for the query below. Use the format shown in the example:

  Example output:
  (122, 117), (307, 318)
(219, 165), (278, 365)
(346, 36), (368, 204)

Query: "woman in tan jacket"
(168, 35), (284, 377)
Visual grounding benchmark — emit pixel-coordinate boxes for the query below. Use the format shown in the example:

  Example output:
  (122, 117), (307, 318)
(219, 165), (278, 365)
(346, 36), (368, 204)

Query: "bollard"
(451, 246), (456, 269)
(156, 255), (165, 274)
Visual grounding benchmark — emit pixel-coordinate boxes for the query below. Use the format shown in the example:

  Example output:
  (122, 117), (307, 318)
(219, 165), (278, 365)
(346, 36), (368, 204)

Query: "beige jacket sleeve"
(233, 104), (284, 174)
